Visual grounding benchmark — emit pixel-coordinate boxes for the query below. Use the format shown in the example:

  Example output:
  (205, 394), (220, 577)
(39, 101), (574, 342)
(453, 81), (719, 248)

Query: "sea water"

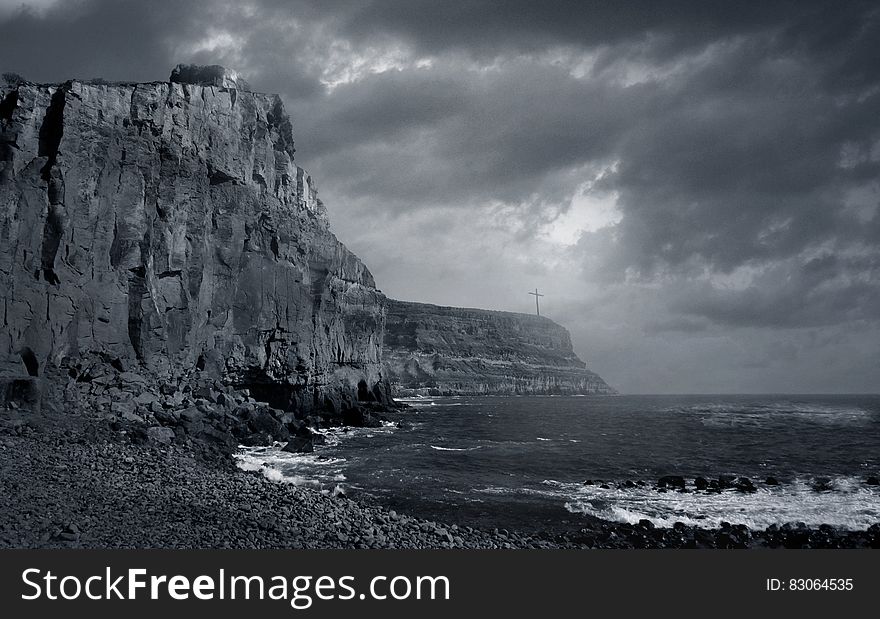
(237, 395), (880, 532)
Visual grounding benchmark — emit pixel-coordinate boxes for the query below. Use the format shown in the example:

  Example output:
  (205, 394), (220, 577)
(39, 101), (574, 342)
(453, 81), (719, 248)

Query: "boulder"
(283, 435), (314, 453)
(734, 477), (756, 493)
(657, 475), (686, 490)
(146, 426), (175, 444)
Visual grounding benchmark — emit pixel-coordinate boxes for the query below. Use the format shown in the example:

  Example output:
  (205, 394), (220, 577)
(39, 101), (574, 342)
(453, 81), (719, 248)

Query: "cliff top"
(387, 298), (560, 325)
(3, 64), (255, 93)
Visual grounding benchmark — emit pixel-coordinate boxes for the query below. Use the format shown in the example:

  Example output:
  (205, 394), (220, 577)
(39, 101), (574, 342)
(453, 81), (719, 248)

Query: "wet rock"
(765, 476), (780, 486)
(694, 476), (709, 490)
(282, 435), (313, 453)
(342, 407), (367, 427)
(657, 475), (686, 490)
(734, 477), (756, 493)
(240, 432), (274, 447)
(717, 475), (735, 489)
(812, 478), (833, 492)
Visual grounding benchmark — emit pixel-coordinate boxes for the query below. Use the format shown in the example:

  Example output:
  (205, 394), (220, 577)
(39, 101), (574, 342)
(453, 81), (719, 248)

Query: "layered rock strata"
(383, 300), (615, 395)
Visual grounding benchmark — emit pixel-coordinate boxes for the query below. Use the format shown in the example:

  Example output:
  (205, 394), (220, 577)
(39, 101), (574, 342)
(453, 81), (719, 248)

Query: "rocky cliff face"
(383, 300), (615, 395)
(0, 67), (388, 414)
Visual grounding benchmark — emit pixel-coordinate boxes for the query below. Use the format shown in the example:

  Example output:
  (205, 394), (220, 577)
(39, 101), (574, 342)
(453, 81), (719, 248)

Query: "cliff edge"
(383, 299), (615, 395)
(0, 66), (388, 414)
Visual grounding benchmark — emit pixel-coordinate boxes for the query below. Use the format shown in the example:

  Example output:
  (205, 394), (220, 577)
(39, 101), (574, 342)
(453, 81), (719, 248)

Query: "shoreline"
(2, 393), (879, 549)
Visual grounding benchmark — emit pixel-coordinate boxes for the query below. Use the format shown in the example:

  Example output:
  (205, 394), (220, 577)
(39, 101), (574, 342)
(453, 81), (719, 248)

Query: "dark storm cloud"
(0, 0), (195, 82)
(338, 0), (824, 59)
(2, 0), (878, 391)
(293, 59), (642, 208)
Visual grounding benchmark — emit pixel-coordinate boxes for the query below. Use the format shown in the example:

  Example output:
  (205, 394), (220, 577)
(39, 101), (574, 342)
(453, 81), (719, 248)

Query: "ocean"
(236, 395), (880, 532)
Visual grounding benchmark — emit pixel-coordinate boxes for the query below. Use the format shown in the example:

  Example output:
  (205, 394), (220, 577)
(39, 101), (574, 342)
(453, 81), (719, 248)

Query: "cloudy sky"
(2, 0), (879, 393)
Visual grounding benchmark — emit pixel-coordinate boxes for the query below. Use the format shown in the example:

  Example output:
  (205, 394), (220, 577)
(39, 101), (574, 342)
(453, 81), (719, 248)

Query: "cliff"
(383, 300), (615, 395)
(0, 66), (388, 414)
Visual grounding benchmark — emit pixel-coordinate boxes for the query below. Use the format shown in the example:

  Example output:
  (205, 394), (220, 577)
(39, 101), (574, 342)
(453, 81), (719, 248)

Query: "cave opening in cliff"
(240, 377), (311, 415)
(357, 379), (371, 402)
(19, 347), (39, 377)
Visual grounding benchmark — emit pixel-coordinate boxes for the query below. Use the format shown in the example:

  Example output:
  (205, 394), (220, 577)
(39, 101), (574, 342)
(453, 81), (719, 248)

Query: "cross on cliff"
(528, 288), (544, 316)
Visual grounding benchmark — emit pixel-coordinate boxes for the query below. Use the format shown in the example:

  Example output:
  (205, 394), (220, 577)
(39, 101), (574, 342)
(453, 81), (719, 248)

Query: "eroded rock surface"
(0, 68), (388, 413)
(383, 300), (615, 395)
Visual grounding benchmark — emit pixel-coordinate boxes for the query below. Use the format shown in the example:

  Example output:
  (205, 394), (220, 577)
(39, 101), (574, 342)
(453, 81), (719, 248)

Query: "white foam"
(546, 477), (880, 530)
(234, 452), (322, 486)
(235, 442), (350, 489)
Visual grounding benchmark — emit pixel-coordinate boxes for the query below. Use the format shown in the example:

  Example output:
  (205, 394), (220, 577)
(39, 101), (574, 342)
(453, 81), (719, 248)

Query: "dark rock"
(243, 407), (284, 438)
(179, 407), (204, 426)
(865, 476), (879, 486)
(765, 476), (780, 486)
(734, 477), (756, 493)
(812, 478), (833, 492)
(283, 435), (314, 453)
(0, 377), (42, 412)
(240, 432), (273, 447)
(192, 426), (236, 451)
(342, 407), (367, 427)
(658, 475), (686, 489)
(694, 476), (709, 490)
(717, 475), (735, 489)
